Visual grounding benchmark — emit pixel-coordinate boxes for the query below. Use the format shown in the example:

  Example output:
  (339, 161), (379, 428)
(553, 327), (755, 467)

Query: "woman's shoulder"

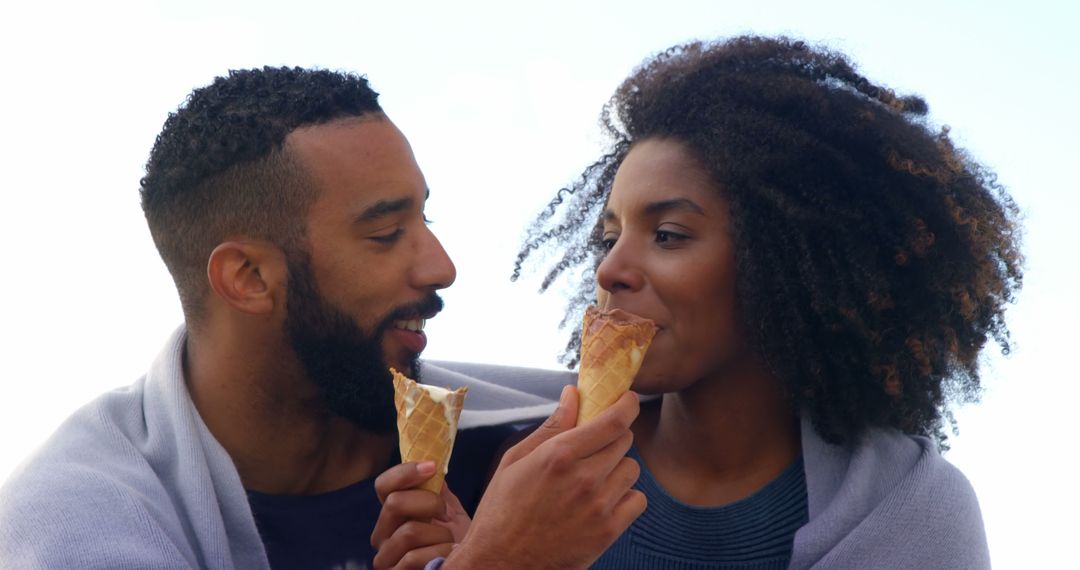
(794, 422), (989, 569)
(805, 422), (982, 510)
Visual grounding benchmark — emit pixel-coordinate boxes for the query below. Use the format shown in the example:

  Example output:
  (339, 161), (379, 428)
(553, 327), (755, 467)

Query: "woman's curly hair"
(512, 36), (1023, 446)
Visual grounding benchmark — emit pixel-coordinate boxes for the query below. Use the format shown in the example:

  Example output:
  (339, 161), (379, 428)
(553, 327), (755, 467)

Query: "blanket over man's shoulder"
(0, 328), (570, 569)
(0, 328), (266, 568)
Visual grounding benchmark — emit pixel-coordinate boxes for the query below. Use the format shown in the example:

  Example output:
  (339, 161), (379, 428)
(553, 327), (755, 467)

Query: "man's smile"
(386, 313), (434, 356)
(392, 318), (427, 332)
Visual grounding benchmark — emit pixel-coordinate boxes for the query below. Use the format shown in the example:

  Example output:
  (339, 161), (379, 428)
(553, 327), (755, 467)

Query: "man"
(0, 67), (643, 569)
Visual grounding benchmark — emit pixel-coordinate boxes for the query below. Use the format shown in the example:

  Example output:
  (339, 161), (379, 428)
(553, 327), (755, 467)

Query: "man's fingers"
(546, 391), (640, 460)
(371, 490), (447, 548)
(602, 456), (641, 511)
(375, 461), (438, 503)
(585, 431), (635, 476)
(610, 488), (648, 533)
(372, 521), (454, 570)
(613, 490), (643, 524)
(501, 385), (578, 465)
(558, 431), (637, 513)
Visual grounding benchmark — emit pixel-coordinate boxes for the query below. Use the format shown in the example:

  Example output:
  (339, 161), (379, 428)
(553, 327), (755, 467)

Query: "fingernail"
(417, 461), (436, 476)
(559, 385), (571, 407)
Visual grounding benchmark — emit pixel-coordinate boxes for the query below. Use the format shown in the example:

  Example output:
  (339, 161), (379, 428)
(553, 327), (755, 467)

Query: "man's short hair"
(140, 66), (383, 323)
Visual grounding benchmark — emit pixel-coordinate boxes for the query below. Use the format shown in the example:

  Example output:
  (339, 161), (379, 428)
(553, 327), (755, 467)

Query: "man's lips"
(387, 314), (435, 355)
(383, 293), (443, 356)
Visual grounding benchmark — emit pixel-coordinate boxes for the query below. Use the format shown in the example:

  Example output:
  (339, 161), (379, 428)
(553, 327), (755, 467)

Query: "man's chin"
(381, 346), (421, 379)
(388, 358), (419, 380)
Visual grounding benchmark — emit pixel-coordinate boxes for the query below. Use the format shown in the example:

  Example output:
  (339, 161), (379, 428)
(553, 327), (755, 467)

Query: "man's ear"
(206, 241), (288, 316)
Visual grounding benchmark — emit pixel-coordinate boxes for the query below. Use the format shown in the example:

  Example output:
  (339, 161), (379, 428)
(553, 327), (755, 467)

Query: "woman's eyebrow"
(602, 197), (705, 222)
(643, 198), (705, 216)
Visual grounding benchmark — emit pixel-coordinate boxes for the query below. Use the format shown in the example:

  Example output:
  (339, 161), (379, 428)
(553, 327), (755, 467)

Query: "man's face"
(283, 252), (443, 433)
(284, 116), (456, 429)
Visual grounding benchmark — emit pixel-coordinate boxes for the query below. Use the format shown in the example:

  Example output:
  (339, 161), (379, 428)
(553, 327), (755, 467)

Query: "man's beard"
(283, 254), (442, 433)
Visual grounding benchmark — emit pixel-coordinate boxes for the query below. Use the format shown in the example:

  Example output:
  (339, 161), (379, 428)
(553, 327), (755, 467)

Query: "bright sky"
(1, 0), (1077, 566)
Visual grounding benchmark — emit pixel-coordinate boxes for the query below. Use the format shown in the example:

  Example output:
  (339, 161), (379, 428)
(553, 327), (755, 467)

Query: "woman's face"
(596, 137), (741, 394)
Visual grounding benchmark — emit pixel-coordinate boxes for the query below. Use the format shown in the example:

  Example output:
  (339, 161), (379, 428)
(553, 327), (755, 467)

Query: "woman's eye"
(370, 228), (405, 244)
(600, 236), (617, 251)
(655, 230), (688, 244)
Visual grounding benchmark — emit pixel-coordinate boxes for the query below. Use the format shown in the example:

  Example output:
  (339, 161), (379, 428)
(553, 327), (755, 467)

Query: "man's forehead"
(286, 116), (418, 180)
(285, 113), (393, 157)
(285, 115), (426, 213)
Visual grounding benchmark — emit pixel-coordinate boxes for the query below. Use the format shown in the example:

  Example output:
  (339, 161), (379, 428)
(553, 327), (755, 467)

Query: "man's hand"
(444, 386), (645, 569)
(371, 461), (470, 569)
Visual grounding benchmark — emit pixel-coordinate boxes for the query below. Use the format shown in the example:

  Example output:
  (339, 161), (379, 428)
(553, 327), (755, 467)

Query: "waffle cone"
(391, 368), (468, 493)
(576, 306), (657, 424)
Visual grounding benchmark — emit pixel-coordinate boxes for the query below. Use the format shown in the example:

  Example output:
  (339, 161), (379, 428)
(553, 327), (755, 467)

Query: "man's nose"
(413, 225), (457, 290)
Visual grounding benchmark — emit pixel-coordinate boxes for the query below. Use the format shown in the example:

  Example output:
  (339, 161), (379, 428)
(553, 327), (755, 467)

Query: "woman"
(512, 36), (1022, 568)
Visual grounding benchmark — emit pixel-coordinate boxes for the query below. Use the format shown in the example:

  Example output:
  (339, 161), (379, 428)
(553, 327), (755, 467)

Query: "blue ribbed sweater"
(592, 448), (808, 569)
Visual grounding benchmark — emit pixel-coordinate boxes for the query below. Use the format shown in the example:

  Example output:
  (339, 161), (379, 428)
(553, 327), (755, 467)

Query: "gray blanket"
(0, 327), (990, 568)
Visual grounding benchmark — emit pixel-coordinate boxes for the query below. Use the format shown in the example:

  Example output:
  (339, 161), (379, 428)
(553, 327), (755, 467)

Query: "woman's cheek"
(630, 336), (696, 394)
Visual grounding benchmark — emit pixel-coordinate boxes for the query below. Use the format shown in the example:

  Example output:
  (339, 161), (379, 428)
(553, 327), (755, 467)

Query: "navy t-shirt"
(247, 425), (516, 570)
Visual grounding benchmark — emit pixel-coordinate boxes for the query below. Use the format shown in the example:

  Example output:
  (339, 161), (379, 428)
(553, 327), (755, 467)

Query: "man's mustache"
(375, 294), (445, 336)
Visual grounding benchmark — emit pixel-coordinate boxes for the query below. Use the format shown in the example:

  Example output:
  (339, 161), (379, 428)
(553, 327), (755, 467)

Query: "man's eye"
(370, 228), (405, 244)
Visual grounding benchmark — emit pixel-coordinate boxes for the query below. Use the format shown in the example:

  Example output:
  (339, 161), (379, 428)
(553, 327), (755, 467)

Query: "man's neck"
(632, 357), (800, 507)
(183, 329), (395, 495)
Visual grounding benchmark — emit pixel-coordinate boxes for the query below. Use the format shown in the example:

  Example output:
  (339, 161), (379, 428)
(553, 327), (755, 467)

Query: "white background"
(1, 1), (1077, 566)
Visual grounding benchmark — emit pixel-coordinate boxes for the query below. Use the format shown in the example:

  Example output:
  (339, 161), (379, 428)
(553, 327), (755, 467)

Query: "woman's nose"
(595, 238), (645, 297)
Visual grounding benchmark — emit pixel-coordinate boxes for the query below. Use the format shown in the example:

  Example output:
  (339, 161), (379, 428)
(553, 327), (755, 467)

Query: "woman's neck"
(632, 358), (801, 507)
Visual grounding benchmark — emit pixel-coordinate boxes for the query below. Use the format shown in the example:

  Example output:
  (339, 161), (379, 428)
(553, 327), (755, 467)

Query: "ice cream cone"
(576, 306), (657, 425)
(391, 368), (468, 493)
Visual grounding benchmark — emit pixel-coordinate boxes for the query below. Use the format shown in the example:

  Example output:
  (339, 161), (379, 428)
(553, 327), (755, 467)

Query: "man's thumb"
(503, 385), (579, 464)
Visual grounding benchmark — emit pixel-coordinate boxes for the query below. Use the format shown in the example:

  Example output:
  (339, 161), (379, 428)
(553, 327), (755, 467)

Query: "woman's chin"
(631, 372), (688, 395)
(631, 384), (668, 396)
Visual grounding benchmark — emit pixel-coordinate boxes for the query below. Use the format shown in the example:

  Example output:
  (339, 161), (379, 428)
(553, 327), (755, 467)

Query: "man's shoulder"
(7, 379), (156, 475)
(0, 450), (190, 567)
(0, 382), (194, 566)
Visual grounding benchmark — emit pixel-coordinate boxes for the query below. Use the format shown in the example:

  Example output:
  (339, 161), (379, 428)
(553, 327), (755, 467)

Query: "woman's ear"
(206, 241), (288, 316)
